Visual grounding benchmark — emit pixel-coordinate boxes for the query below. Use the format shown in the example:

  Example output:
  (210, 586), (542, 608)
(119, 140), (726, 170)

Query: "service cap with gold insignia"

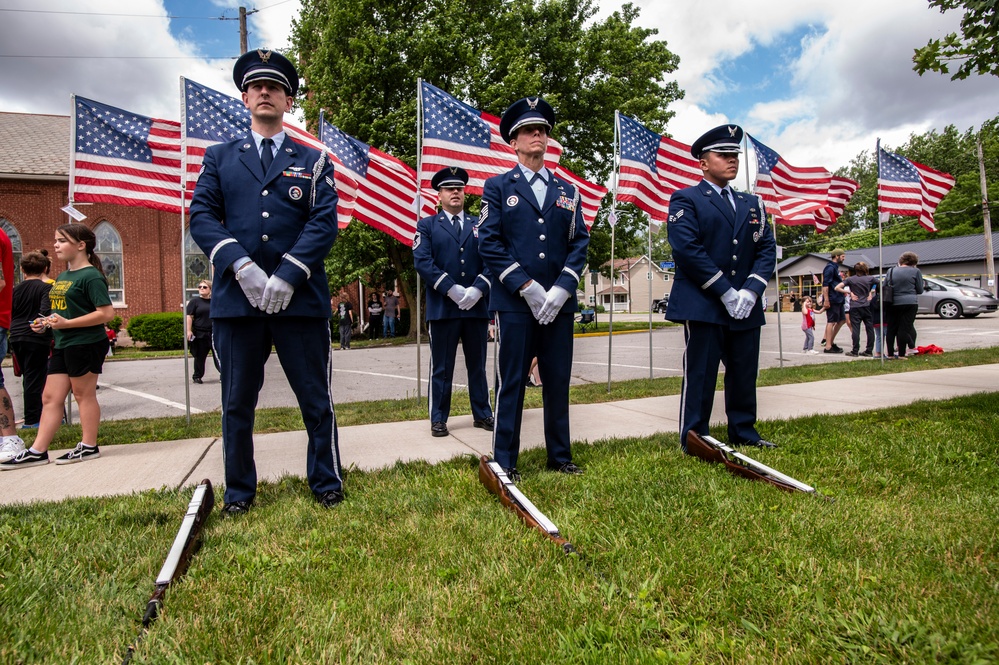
(233, 48), (299, 97)
(690, 124), (744, 158)
(431, 166), (469, 190)
(499, 96), (556, 143)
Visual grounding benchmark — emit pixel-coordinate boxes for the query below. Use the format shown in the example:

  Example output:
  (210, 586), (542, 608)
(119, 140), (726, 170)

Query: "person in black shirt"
(9, 251), (53, 429)
(186, 280), (218, 383)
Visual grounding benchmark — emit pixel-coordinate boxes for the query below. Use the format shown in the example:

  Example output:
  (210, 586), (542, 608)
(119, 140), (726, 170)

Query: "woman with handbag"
(884, 252), (924, 360)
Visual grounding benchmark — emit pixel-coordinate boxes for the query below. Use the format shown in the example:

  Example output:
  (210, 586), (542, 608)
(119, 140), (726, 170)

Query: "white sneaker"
(0, 435), (26, 463)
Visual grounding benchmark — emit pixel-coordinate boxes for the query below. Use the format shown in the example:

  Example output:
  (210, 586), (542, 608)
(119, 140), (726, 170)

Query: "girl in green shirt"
(1, 224), (114, 470)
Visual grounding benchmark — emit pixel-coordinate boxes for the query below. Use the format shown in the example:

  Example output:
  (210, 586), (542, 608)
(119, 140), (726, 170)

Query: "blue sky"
(1, 0), (996, 174)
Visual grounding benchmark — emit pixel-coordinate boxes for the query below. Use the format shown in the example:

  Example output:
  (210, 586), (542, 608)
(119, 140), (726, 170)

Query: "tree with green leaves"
(913, 0), (999, 80)
(291, 0), (682, 332)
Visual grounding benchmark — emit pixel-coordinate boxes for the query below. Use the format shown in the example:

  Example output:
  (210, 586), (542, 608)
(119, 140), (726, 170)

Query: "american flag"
(319, 114), (437, 246)
(418, 82), (605, 227)
(71, 96), (184, 213)
(181, 78), (356, 227)
(748, 134), (856, 233)
(878, 146), (955, 232)
(616, 113), (700, 221)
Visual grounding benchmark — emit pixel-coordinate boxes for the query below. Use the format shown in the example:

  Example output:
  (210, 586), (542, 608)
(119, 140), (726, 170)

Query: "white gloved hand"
(520, 281), (547, 320)
(720, 288), (740, 318)
(734, 288), (758, 319)
(260, 275), (295, 314)
(235, 262), (269, 309)
(457, 286), (482, 310)
(538, 286), (571, 325)
(447, 284), (467, 305)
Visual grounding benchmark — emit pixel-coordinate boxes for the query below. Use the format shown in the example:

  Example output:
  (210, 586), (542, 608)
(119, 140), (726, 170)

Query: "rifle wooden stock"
(122, 479), (214, 664)
(478, 456), (575, 554)
(686, 432), (816, 494)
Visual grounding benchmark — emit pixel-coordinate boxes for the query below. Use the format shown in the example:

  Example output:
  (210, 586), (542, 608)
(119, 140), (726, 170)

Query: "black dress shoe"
(547, 461), (584, 475)
(502, 467), (522, 483)
(193, 377), (203, 384)
(473, 416), (494, 431)
(316, 490), (345, 508)
(431, 421), (448, 437)
(221, 500), (252, 517)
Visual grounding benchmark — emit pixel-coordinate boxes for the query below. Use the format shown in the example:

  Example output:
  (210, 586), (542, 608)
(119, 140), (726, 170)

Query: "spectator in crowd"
(819, 248), (847, 354)
(885, 251), (924, 360)
(0, 225), (26, 462)
(186, 280), (218, 383)
(383, 290), (400, 338)
(366, 292), (383, 340)
(9, 250), (53, 431)
(840, 267), (853, 337)
(837, 261), (877, 357)
(337, 299), (353, 350)
(1, 223), (114, 470)
(800, 296), (817, 354)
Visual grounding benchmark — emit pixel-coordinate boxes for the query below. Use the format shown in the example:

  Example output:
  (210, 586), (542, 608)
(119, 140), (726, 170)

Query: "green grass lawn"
(2, 391), (997, 663)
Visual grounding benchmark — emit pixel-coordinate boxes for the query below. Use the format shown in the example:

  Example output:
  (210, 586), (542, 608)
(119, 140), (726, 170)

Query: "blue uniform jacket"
(189, 135), (338, 319)
(477, 167), (589, 314)
(665, 179), (776, 329)
(413, 211), (491, 320)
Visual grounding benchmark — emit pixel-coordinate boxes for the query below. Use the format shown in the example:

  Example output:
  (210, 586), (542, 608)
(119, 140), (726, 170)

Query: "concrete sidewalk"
(1, 364), (995, 506)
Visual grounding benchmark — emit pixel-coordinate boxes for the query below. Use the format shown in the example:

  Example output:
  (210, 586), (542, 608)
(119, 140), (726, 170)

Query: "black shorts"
(48, 339), (110, 378)
(825, 301), (845, 324)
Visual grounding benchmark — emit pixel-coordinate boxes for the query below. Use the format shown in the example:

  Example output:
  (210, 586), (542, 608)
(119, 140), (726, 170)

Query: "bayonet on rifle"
(122, 479), (214, 664)
(478, 456), (575, 554)
(686, 432), (818, 494)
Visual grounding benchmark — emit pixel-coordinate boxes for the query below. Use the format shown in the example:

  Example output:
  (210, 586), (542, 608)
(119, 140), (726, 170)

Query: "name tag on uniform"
(556, 195), (576, 211)
(282, 170), (312, 179)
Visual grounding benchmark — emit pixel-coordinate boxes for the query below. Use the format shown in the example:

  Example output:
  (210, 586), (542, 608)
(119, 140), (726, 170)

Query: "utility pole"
(239, 6), (248, 54)
(978, 135), (996, 296)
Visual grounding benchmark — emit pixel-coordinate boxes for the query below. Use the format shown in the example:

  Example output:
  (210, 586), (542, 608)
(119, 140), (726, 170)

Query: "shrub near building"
(126, 312), (185, 350)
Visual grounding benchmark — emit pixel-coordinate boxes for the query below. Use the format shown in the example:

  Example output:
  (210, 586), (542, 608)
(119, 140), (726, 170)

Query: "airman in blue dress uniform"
(477, 97), (589, 480)
(189, 49), (345, 514)
(413, 166), (494, 438)
(664, 124), (778, 452)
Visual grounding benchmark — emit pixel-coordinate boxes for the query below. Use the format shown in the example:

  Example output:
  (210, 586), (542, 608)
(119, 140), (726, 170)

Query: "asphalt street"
(7, 311), (995, 423)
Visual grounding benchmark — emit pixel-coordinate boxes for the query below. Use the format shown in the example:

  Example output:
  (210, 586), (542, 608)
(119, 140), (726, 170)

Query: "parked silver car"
(918, 276), (998, 319)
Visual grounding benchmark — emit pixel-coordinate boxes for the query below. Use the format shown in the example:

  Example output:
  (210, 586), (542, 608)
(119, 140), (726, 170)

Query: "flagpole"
(415, 79), (424, 400)
(977, 133), (996, 297)
(876, 138), (885, 364)
(607, 112), (622, 393)
(65, 94), (79, 427)
(179, 77), (192, 423)
(647, 212), (653, 379)
(747, 135), (783, 367)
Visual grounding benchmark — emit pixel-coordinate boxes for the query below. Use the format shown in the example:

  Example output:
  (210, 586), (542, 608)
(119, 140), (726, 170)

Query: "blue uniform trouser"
(679, 320), (762, 452)
(427, 318), (492, 424)
(213, 317), (343, 503)
(492, 311), (574, 470)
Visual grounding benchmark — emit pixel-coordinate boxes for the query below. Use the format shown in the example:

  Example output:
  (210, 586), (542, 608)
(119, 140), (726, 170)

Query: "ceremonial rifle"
(478, 456), (575, 554)
(121, 479), (215, 665)
(686, 432), (821, 495)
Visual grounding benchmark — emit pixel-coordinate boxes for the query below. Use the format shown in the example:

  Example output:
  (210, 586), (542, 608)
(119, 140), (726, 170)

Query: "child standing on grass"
(801, 296), (817, 354)
(1, 224), (114, 470)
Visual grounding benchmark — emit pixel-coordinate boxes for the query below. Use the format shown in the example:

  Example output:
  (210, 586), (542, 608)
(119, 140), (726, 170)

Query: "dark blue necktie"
(260, 137), (274, 173)
(451, 215), (461, 233)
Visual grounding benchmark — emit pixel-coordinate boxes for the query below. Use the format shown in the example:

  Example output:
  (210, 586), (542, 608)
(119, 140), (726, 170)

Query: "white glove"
(234, 262), (269, 309)
(260, 275), (295, 314)
(720, 288), (740, 318)
(520, 281), (547, 320)
(538, 286), (571, 325)
(458, 286), (482, 310)
(447, 284), (467, 305)
(734, 288), (758, 319)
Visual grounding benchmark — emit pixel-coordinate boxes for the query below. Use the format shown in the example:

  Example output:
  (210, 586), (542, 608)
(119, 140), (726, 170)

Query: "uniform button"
(539, 234), (546, 241)
(460, 259), (465, 264)
(733, 239), (738, 244)
(460, 247), (464, 252)
(538, 218), (544, 224)
(731, 270), (737, 276)
(262, 211), (270, 219)
(461, 272), (466, 277)
(262, 190), (269, 196)
(732, 255), (738, 261)
(539, 252), (546, 259)
(262, 234), (270, 242)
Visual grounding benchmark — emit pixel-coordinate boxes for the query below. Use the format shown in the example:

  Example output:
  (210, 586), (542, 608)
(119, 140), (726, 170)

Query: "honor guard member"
(413, 167), (494, 437)
(665, 124), (777, 452)
(190, 48), (345, 515)
(477, 97), (589, 480)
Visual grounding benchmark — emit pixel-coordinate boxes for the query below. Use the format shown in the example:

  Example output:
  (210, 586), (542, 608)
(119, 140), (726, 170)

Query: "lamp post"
(590, 268), (599, 326)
